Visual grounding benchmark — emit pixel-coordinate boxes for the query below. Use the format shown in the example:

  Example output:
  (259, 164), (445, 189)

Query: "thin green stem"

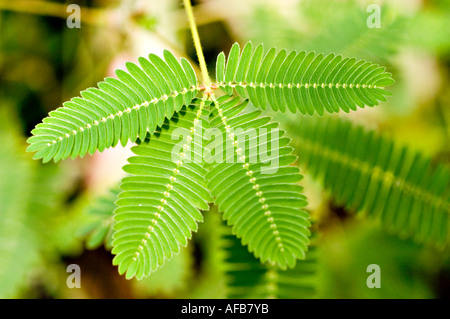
(183, 0), (211, 89)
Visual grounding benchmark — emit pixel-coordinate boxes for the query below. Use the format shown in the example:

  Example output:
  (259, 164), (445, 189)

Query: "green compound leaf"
(215, 42), (394, 115)
(25, 38), (400, 283)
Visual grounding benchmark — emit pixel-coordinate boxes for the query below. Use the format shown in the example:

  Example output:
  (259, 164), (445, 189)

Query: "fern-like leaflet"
(206, 95), (310, 269)
(27, 51), (199, 163)
(216, 42), (394, 115)
(113, 99), (211, 279)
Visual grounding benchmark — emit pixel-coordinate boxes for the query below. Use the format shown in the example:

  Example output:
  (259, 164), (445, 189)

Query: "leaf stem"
(183, 0), (211, 89)
(0, 0), (107, 25)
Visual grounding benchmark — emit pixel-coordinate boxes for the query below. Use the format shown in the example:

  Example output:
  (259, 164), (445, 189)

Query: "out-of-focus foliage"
(133, 246), (192, 297)
(0, 105), (78, 298)
(244, 0), (450, 62)
(0, 106), (41, 298)
(293, 115), (450, 246)
(221, 226), (317, 299)
(319, 221), (437, 299)
(78, 189), (118, 250)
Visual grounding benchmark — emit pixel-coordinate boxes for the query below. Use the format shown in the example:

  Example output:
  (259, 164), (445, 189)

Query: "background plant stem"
(0, 0), (107, 25)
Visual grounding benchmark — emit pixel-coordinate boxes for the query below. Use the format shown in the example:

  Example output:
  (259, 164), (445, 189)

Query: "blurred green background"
(0, 0), (449, 299)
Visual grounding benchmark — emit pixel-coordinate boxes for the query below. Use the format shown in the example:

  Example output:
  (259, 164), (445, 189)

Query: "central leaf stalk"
(183, 0), (211, 88)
